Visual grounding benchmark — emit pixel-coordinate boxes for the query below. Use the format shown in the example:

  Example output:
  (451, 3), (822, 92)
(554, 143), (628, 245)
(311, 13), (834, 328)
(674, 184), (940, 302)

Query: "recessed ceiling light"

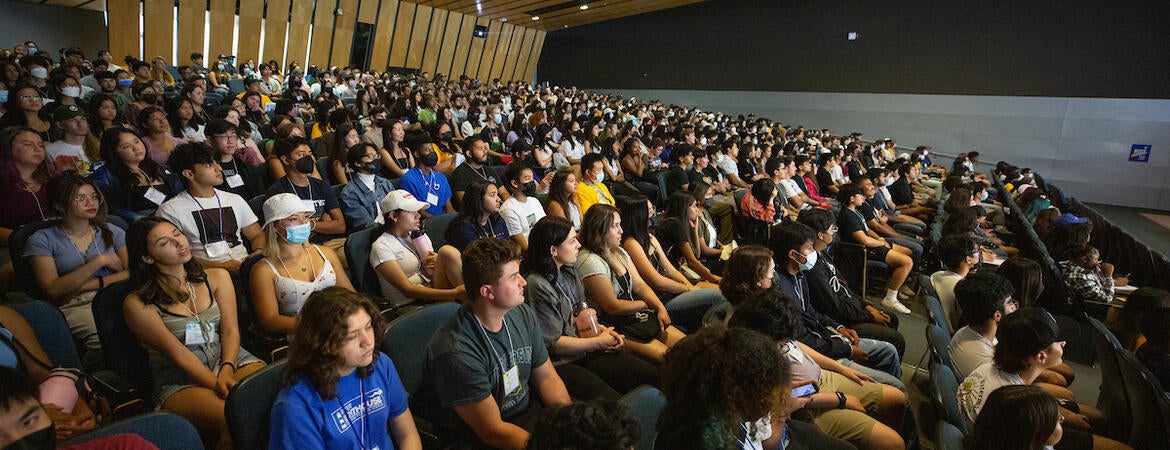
(532, 16), (540, 20)
(500, 17), (507, 22)
(580, 4), (589, 9)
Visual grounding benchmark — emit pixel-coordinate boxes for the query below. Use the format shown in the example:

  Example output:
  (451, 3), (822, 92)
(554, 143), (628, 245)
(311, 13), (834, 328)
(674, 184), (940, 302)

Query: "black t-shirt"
(816, 168), (835, 194)
(837, 207), (868, 244)
(890, 178), (915, 206)
(265, 176), (342, 243)
(702, 166), (723, 183)
(450, 163), (502, 196)
(665, 165), (689, 193)
(216, 155), (262, 200)
(857, 202), (878, 222)
(805, 250), (873, 325)
(686, 168), (708, 186)
(738, 160), (760, 181)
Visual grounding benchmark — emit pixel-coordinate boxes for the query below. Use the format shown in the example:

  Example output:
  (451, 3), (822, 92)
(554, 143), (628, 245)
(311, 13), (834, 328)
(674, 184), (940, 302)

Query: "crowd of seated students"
(14, 41), (1158, 450)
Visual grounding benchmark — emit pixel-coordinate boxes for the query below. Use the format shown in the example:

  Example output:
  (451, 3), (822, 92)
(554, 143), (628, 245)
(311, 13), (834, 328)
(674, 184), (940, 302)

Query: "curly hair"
(727, 289), (805, 342)
(719, 245), (773, 306)
(285, 287), (386, 400)
(967, 385), (1060, 450)
(955, 272), (1014, 326)
(527, 399), (638, 450)
(658, 326), (789, 450)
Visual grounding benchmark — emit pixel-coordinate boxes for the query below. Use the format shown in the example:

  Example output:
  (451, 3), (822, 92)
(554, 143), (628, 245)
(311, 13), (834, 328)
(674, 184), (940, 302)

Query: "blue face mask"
(594, 171), (604, 183)
(0, 90), (7, 103)
(285, 223), (311, 244)
(797, 250), (818, 271)
(980, 191), (989, 201)
(117, 79), (133, 88)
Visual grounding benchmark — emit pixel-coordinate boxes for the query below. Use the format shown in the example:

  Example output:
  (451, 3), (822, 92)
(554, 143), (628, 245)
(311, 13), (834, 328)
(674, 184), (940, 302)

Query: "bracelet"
(836, 392), (847, 409)
(98, 276), (104, 289)
(220, 361), (237, 371)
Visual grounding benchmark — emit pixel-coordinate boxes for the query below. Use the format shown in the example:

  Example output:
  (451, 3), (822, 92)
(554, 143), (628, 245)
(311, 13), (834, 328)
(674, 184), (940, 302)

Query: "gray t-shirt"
(948, 325), (995, 380)
(426, 303), (549, 420)
(525, 266), (588, 363)
(25, 225), (126, 279)
(575, 248), (633, 300)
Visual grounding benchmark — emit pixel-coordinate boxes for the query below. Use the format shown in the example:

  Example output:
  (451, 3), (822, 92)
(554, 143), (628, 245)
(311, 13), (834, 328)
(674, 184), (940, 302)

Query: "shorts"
(153, 350), (263, 408)
(865, 245), (890, 262)
(808, 370), (886, 447)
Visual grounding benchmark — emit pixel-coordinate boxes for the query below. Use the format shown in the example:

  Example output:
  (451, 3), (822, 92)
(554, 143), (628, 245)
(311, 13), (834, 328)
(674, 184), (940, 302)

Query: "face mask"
(522, 180), (537, 197)
(27, 47), (38, 54)
(699, 137), (708, 145)
(441, 130), (454, 141)
(294, 155), (315, 174)
(284, 222), (311, 244)
(981, 191), (989, 201)
(0, 90), (7, 103)
(797, 249), (818, 271)
(30, 67), (48, 79)
(418, 151), (439, 167)
(61, 86), (81, 98)
(348, 80), (357, 88)
(218, 64), (226, 70)
(409, 81), (416, 88)
(243, 68), (252, 75)
(117, 79), (133, 88)
(594, 171), (604, 183)
(493, 113), (503, 124)
(4, 423), (55, 450)
(478, 113), (487, 122)
(141, 93), (157, 104)
(705, 197), (714, 208)
(885, 178), (895, 187)
(361, 160), (379, 173)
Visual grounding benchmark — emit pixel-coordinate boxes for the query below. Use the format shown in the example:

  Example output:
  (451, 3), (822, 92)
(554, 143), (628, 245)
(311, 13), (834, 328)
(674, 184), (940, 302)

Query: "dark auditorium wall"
(0, 1), (109, 63)
(537, 0), (1170, 99)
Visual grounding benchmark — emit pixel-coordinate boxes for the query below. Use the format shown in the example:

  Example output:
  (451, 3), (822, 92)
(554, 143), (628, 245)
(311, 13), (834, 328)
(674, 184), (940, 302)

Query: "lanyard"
(552, 270), (578, 306)
(392, 234), (421, 262)
(286, 178), (314, 203)
(187, 191), (225, 242)
(478, 217), (498, 239)
(850, 208), (868, 232)
(338, 376), (368, 450)
(473, 315), (515, 374)
(419, 168), (438, 192)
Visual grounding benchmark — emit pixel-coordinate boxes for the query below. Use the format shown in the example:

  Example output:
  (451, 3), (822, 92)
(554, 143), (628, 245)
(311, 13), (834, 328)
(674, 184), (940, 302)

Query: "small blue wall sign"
(1129, 144), (1151, 163)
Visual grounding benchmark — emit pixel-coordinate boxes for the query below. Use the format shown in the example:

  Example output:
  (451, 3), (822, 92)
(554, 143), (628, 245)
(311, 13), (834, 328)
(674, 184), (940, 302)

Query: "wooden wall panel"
(404, 5), (432, 69)
(448, 14), (475, 77)
(329, 0), (359, 67)
(387, 1), (415, 67)
(237, 0), (265, 63)
(435, 11), (463, 76)
(357, 0), (378, 23)
(106, 0), (139, 61)
(459, 17), (488, 79)
(499, 24), (525, 83)
(287, 0), (314, 67)
(176, 0), (206, 64)
(308, 0), (336, 67)
(523, 30), (545, 82)
(510, 27), (535, 82)
(474, 20), (501, 81)
(369, 0), (400, 71)
(419, 8), (447, 73)
(262, 0), (291, 68)
(142, 0), (173, 61)
(208, 0), (235, 58)
(487, 22), (515, 82)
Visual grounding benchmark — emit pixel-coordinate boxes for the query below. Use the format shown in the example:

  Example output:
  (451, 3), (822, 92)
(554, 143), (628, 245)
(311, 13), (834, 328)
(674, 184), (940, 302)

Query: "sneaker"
(882, 297), (912, 315)
(898, 285), (917, 300)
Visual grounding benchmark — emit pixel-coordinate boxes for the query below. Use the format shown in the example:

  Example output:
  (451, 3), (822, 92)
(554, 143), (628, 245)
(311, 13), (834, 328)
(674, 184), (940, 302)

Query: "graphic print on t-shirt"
(330, 387), (387, 433)
(190, 207), (241, 246)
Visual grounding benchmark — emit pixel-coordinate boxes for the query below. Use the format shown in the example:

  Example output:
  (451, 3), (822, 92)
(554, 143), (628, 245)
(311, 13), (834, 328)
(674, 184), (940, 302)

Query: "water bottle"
(574, 299), (600, 338)
(410, 229), (433, 255)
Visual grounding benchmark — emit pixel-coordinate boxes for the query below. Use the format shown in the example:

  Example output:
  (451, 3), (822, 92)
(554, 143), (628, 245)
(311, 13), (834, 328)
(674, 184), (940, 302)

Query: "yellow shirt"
(575, 181), (615, 214)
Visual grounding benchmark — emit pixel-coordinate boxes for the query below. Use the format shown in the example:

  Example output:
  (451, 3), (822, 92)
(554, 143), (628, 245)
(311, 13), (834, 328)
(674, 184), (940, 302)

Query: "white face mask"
(700, 137), (708, 145)
(61, 86), (81, 98)
(30, 67), (48, 79)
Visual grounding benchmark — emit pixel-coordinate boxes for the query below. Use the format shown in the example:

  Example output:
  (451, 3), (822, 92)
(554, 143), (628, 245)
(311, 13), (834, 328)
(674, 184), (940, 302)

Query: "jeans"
(838, 337), (902, 384)
(661, 288), (727, 333)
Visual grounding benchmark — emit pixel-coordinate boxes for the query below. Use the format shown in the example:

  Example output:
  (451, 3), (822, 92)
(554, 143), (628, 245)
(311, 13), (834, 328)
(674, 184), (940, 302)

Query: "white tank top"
(262, 245), (338, 317)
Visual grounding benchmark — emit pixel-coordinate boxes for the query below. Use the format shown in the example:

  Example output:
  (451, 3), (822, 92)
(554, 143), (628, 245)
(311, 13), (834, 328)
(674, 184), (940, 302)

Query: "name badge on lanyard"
(503, 365), (520, 396)
(226, 174), (244, 188)
(144, 187), (166, 205)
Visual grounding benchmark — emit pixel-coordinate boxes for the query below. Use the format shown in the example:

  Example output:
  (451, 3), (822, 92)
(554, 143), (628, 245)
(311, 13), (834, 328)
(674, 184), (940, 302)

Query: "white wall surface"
(603, 89), (1170, 211)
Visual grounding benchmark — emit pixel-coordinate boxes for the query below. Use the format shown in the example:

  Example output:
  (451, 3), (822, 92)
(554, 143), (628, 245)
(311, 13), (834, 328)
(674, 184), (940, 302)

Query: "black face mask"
(418, 151), (439, 167)
(3, 424), (55, 450)
(522, 180), (537, 197)
(441, 131), (454, 141)
(141, 94), (158, 104)
(294, 155), (315, 174)
(361, 160), (379, 173)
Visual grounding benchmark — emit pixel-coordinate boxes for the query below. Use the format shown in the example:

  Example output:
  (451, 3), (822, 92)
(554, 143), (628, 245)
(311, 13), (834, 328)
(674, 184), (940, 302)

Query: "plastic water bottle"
(574, 299), (600, 338)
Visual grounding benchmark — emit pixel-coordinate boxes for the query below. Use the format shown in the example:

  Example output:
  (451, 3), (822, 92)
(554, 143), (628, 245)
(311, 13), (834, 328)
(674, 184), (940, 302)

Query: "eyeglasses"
(213, 134), (239, 141)
(19, 95), (42, 102)
(361, 153), (380, 161)
(73, 193), (101, 203)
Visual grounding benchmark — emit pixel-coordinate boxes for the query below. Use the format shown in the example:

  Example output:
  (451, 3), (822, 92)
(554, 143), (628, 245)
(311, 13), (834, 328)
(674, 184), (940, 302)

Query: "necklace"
(277, 244), (317, 278)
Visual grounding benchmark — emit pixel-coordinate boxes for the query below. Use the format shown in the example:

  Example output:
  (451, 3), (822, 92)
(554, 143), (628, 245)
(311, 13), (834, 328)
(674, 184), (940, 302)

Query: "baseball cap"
(996, 308), (1081, 354)
(263, 193), (315, 227)
(52, 104), (87, 122)
(380, 190), (430, 215)
(1052, 213), (1088, 228)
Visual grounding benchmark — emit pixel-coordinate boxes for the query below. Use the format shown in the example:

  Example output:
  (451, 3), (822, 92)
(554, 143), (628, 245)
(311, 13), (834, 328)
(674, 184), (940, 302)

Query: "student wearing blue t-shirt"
(266, 137), (346, 244)
(270, 287), (421, 450)
(398, 137), (453, 218)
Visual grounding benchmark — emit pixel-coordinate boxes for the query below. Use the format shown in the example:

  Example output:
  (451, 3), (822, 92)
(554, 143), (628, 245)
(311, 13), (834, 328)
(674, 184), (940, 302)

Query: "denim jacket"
(339, 174), (395, 232)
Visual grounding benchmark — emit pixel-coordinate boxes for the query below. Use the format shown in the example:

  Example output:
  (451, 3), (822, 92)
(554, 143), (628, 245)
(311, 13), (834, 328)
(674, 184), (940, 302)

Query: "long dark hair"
(546, 168), (577, 212)
(331, 124), (357, 165)
(126, 217), (208, 306)
(285, 287), (386, 400)
(86, 93), (127, 131)
(520, 216), (574, 278)
(166, 96), (203, 138)
(967, 385), (1060, 450)
(0, 126), (58, 192)
(47, 173), (114, 248)
(618, 195), (652, 251)
(99, 127), (162, 188)
(447, 179), (498, 242)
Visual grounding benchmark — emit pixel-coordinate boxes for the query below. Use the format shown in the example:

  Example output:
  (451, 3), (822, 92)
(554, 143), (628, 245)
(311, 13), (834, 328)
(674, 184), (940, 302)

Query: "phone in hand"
(791, 382), (819, 398)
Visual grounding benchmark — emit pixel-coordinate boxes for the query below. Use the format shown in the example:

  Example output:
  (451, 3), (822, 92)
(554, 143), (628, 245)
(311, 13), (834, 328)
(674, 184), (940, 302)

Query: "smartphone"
(791, 382), (819, 398)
